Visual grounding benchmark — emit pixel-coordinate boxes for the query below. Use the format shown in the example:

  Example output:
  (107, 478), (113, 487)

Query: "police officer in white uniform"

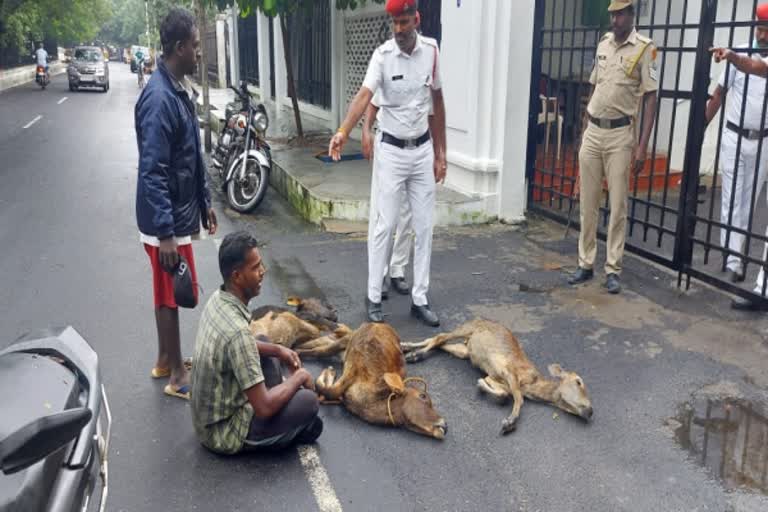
(712, 3), (768, 310)
(363, 93), (414, 300)
(329, 0), (446, 326)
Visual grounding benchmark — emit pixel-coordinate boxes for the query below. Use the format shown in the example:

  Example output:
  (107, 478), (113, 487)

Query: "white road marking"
(23, 115), (42, 129)
(57, 97), (68, 104)
(297, 446), (342, 512)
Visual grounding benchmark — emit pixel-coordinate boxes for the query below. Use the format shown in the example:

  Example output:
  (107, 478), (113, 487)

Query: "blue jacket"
(135, 60), (211, 239)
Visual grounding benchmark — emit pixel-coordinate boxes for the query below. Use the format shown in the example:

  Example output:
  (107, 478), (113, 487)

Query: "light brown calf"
(316, 323), (447, 439)
(402, 319), (593, 434)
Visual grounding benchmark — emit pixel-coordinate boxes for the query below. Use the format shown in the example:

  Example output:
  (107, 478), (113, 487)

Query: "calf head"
(287, 296), (338, 323)
(547, 364), (593, 421)
(383, 373), (446, 440)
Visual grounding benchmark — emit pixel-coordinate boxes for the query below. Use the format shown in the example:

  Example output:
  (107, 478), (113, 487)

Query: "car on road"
(67, 46), (110, 93)
(130, 46), (149, 73)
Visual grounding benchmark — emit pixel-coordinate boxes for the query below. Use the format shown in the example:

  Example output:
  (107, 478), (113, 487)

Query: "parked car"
(67, 46), (110, 92)
(130, 46), (149, 73)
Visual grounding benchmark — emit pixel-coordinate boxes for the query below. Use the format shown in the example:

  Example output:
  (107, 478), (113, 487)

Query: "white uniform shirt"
(35, 48), (48, 66)
(719, 44), (768, 131)
(362, 34), (441, 139)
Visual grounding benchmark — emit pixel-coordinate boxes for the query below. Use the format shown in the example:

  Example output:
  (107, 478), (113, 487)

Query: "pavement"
(1, 64), (768, 511)
(197, 83), (490, 227)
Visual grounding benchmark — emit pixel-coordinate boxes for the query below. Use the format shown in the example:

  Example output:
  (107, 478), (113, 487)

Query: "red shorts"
(144, 244), (199, 308)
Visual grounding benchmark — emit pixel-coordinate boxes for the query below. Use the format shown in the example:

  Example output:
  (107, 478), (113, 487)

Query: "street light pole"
(144, 0), (150, 47)
(196, 0), (212, 153)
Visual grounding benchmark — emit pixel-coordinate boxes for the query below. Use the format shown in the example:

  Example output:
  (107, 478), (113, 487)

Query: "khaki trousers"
(577, 122), (634, 275)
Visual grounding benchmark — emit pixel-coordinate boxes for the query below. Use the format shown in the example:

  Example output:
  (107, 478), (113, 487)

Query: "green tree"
(208, 0), (384, 140)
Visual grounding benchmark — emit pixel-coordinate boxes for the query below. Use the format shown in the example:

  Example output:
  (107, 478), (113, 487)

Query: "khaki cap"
(608, 0), (634, 12)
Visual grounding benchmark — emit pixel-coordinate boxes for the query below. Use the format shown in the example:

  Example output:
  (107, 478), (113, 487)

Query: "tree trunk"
(196, 0), (212, 153)
(279, 13), (304, 140)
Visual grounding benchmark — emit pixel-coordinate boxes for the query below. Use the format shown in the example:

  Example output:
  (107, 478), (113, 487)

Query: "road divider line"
(58, 97), (68, 105)
(23, 115), (42, 129)
(297, 446), (342, 512)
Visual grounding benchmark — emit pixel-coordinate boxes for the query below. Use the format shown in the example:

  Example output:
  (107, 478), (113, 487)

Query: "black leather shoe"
(390, 277), (410, 295)
(604, 273), (621, 294)
(731, 296), (768, 311)
(411, 304), (440, 327)
(366, 298), (384, 323)
(727, 269), (746, 283)
(568, 267), (594, 285)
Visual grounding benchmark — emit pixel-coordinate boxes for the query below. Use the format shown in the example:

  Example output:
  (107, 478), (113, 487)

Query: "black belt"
(588, 114), (632, 129)
(381, 131), (431, 149)
(726, 121), (768, 140)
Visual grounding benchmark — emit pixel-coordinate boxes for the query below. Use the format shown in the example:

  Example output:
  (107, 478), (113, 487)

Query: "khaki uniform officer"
(568, 0), (658, 294)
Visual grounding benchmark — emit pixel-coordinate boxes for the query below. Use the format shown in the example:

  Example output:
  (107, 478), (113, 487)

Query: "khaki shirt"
(588, 29), (658, 119)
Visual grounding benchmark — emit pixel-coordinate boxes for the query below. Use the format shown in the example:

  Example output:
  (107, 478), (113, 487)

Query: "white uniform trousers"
(719, 128), (768, 275)
(368, 140), (414, 290)
(367, 134), (435, 306)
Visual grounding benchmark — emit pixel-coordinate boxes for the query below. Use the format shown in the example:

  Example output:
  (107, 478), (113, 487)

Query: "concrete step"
(269, 141), (492, 227)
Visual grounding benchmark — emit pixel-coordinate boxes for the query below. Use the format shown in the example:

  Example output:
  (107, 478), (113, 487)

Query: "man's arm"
(712, 47), (768, 77)
(431, 88), (447, 183)
(244, 369), (314, 419)
(706, 85), (724, 125)
(328, 87), (374, 161)
(362, 102), (379, 160)
(634, 91), (657, 174)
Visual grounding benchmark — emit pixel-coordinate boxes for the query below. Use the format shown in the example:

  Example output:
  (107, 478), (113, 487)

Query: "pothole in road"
(671, 397), (768, 496)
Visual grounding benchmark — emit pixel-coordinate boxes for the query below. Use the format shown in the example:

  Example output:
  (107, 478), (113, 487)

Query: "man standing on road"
(568, 0), (658, 295)
(329, 0), (447, 327)
(706, 4), (768, 290)
(191, 232), (322, 454)
(135, 7), (218, 399)
(712, 3), (768, 310)
(362, 98), (414, 300)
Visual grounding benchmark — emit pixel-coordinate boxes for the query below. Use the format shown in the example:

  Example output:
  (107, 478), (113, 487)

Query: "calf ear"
(383, 373), (405, 394)
(548, 364), (564, 378)
(286, 296), (302, 307)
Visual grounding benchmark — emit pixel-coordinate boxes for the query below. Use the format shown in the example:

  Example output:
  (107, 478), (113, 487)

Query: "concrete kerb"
(0, 63), (67, 92)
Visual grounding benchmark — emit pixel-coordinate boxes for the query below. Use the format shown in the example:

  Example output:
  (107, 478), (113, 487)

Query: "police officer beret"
(608, 0), (634, 12)
(757, 3), (768, 22)
(386, 0), (418, 16)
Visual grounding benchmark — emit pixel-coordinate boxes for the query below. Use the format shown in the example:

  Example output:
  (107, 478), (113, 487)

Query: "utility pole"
(195, 0), (212, 153)
(144, 0), (151, 47)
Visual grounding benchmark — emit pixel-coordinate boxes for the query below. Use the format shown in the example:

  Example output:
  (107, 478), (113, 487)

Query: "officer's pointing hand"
(710, 47), (732, 64)
(329, 132), (346, 162)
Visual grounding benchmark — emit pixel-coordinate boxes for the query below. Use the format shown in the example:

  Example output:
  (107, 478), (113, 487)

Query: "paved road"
(1, 65), (768, 511)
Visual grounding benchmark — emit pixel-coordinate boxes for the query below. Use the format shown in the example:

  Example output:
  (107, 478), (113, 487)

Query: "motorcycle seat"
(0, 352), (81, 511)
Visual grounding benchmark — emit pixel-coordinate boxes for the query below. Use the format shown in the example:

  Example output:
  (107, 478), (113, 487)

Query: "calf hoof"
(500, 419), (517, 435)
(317, 366), (336, 389)
(404, 351), (422, 363)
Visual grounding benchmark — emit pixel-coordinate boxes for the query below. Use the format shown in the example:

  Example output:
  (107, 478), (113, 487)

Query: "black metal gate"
(527, 0), (768, 304)
(287, 2), (332, 109)
(238, 13), (260, 86)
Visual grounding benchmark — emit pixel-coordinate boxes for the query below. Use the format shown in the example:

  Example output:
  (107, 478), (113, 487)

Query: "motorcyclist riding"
(34, 43), (49, 78)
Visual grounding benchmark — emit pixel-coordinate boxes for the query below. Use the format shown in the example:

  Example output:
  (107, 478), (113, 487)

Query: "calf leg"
(316, 366), (353, 401)
(477, 376), (510, 404)
(403, 322), (477, 363)
(500, 373), (525, 435)
(295, 335), (348, 358)
(440, 343), (470, 359)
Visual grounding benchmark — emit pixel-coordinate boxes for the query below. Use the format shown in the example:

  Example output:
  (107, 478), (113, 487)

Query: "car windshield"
(75, 49), (102, 62)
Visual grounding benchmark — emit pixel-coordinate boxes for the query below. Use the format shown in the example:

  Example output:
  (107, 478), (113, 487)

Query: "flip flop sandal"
(151, 358), (194, 379)
(163, 384), (191, 400)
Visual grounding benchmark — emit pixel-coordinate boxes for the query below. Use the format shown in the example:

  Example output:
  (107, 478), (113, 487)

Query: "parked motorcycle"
(35, 65), (50, 90)
(0, 326), (112, 512)
(211, 80), (272, 213)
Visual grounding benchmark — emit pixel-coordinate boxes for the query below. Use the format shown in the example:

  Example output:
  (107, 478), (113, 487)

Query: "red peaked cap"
(758, 3), (768, 21)
(386, 0), (418, 16)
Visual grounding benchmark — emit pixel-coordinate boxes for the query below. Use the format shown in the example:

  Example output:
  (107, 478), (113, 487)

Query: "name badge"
(391, 75), (404, 81)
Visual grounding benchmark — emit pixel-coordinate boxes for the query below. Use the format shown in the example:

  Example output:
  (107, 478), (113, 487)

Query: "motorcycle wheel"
(226, 155), (269, 213)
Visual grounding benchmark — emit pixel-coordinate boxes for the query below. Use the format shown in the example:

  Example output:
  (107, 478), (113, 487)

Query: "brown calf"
(316, 323), (447, 439)
(402, 319), (593, 434)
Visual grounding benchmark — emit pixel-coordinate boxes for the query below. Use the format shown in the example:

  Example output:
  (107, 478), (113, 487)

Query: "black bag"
(173, 255), (197, 309)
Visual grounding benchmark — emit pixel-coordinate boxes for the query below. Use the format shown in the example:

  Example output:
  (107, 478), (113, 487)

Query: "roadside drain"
(672, 398), (768, 495)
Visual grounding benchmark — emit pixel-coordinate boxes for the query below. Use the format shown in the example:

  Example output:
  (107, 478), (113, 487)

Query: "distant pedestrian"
(135, 7), (217, 399)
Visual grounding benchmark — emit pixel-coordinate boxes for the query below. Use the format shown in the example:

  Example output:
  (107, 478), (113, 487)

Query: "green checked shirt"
(191, 288), (264, 454)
